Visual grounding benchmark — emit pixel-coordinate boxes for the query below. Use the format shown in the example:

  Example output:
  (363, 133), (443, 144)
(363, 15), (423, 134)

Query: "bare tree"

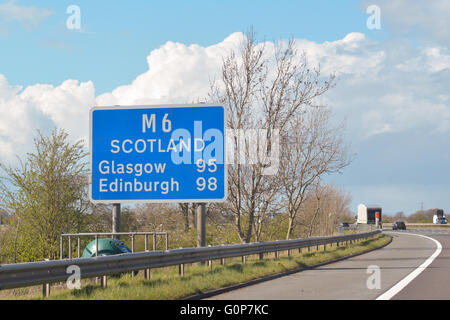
(295, 183), (353, 237)
(279, 107), (352, 239)
(394, 211), (405, 220)
(209, 28), (335, 243)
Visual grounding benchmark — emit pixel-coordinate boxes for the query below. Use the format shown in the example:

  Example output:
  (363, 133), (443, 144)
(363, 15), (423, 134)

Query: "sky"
(0, 0), (449, 215)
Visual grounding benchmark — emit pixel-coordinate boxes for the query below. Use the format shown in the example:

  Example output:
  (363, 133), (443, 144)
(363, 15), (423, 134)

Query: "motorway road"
(207, 230), (448, 300)
(391, 230), (449, 299)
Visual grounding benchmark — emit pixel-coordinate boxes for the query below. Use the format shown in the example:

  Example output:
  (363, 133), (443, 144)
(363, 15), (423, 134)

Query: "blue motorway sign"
(90, 104), (226, 203)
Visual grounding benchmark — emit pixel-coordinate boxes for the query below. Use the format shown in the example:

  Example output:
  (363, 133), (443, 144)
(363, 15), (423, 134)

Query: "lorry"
(433, 209), (447, 224)
(357, 204), (382, 226)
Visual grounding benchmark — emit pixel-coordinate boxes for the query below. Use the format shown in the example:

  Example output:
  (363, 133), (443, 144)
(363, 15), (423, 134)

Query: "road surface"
(207, 230), (448, 300)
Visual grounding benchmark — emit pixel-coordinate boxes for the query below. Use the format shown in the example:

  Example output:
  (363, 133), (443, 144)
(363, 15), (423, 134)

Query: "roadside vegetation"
(383, 209), (450, 224)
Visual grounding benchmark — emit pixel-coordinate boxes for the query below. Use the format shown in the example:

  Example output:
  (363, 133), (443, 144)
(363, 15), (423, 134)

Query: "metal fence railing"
(0, 230), (381, 296)
(60, 232), (169, 259)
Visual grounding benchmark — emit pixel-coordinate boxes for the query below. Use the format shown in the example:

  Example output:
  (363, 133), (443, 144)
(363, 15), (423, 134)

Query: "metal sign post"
(112, 203), (121, 239)
(196, 203), (206, 265)
(197, 203), (206, 247)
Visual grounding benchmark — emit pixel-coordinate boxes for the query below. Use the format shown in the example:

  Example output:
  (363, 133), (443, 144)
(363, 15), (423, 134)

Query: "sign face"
(90, 104), (226, 203)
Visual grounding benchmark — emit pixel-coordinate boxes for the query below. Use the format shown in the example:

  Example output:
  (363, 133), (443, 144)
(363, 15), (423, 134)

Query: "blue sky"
(0, 0), (381, 94)
(0, 0), (449, 216)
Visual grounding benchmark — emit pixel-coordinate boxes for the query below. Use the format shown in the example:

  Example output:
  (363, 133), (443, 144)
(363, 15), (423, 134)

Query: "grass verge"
(3, 233), (391, 300)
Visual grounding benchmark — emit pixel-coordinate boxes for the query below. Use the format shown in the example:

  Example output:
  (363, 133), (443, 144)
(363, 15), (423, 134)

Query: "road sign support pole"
(197, 203), (206, 265)
(197, 203), (206, 247)
(112, 203), (121, 240)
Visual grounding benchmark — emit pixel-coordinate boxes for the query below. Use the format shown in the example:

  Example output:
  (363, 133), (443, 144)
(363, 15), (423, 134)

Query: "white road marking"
(376, 232), (442, 300)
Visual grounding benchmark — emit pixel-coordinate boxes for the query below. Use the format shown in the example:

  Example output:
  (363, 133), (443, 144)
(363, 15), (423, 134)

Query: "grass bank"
(3, 233), (391, 300)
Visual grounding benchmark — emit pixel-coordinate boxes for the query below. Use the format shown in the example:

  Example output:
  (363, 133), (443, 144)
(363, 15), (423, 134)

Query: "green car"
(82, 238), (132, 257)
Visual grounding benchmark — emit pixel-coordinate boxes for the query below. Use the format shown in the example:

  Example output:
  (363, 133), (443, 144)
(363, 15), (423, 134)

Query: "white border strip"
(376, 232), (442, 300)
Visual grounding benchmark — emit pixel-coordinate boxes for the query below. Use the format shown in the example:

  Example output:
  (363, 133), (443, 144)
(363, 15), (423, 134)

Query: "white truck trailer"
(357, 204), (382, 226)
(433, 209), (447, 224)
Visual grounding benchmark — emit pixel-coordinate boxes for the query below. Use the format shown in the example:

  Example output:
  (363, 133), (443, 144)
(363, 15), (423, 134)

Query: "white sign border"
(89, 103), (228, 204)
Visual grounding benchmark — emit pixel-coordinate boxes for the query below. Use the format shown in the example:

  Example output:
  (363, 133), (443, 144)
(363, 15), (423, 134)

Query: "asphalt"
(391, 231), (450, 299)
(206, 231), (440, 300)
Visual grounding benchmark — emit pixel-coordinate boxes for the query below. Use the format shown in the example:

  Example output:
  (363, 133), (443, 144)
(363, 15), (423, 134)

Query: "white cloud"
(0, 75), (94, 162)
(0, 31), (449, 164)
(293, 32), (386, 79)
(0, 0), (52, 30)
(20, 79), (95, 142)
(96, 32), (243, 106)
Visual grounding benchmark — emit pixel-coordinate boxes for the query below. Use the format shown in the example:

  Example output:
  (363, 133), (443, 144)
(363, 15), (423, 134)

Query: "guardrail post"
(287, 249), (291, 257)
(324, 244), (326, 252)
(242, 255), (246, 264)
(274, 251), (279, 259)
(145, 234), (148, 251)
(153, 233), (157, 251)
(179, 264), (184, 276)
(220, 257), (225, 265)
(42, 283), (50, 298)
(298, 247), (302, 254)
(145, 268), (151, 280)
(259, 252), (264, 260)
(101, 275), (108, 288)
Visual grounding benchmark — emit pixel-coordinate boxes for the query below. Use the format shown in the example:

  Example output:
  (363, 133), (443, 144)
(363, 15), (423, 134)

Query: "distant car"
(340, 222), (350, 228)
(392, 221), (406, 230)
(437, 218), (448, 224)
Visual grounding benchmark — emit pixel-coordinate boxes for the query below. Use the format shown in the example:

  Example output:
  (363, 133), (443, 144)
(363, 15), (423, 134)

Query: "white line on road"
(376, 232), (442, 300)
